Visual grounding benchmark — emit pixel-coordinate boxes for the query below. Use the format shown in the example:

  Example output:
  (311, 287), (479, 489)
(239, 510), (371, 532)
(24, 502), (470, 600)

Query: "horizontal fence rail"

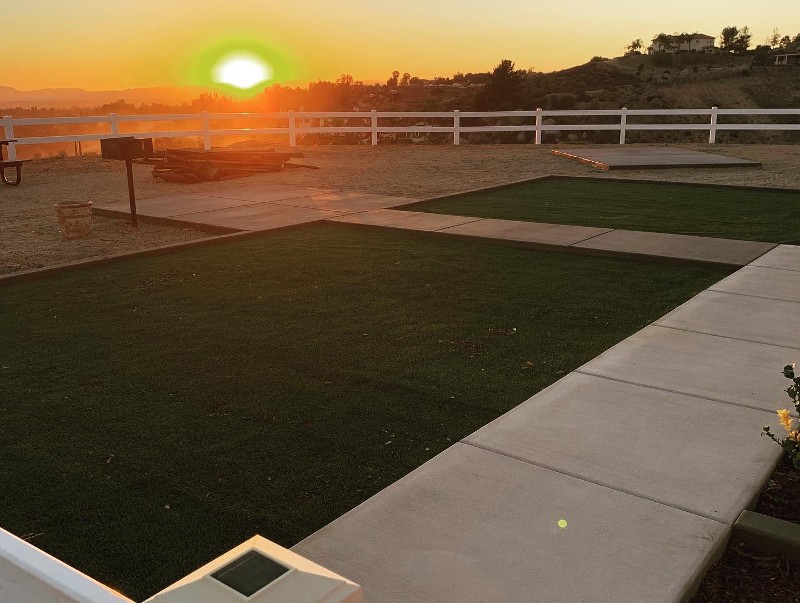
(2, 107), (800, 159)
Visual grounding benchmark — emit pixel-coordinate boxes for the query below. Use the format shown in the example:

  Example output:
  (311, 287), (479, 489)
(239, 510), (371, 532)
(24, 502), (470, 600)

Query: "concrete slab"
(111, 193), (261, 218)
(660, 155), (750, 165)
(439, 218), (611, 246)
(573, 229), (775, 265)
(172, 203), (341, 231)
(293, 443), (727, 603)
(553, 148), (762, 170)
(273, 192), (416, 212)
(198, 183), (330, 203)
(328, 209), (483, 231)
(710, 265), (800, 302)
(465, 372), (782, 524)
(749, 244), (800, 272)
(657, 289), (800, 348)
(578, 325), (792, 414)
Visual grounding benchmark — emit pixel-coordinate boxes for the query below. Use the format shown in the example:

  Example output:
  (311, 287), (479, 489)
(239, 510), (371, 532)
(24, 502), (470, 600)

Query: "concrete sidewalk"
(329, 209), (776, 266)
(98, 188), (777, 267)
(293, 245), (799, 602)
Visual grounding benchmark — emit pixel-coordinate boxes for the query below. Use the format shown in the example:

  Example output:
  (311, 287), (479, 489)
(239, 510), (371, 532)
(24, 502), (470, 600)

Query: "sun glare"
(213, 54), (272, 89)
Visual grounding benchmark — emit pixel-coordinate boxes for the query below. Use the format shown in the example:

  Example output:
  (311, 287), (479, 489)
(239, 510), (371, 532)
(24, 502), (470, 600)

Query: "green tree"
(652, 33), (676, 52)
(720, 25), (751, 53)
(768, 27), (782, 49)
(752, 45), (773, 62)
(720, 26), (739, 50)
(386, 70), (400, 88)
(734, 26), (752, 53)
(625, 39), (644, 55)
(474, 59), (525, 110)
(400, 72), (411, 86)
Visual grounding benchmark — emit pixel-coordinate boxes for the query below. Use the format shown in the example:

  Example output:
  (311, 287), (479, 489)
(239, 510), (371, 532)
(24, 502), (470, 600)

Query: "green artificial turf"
(0, 223), (730, 599)
(406, 178), (800, 244)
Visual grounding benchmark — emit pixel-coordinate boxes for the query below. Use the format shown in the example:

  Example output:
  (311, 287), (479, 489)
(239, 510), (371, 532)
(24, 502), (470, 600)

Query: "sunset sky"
(5, 0), (800, 91)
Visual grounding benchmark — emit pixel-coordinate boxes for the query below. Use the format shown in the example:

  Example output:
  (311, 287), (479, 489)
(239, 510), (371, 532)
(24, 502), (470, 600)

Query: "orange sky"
(5, 0), (799, 90)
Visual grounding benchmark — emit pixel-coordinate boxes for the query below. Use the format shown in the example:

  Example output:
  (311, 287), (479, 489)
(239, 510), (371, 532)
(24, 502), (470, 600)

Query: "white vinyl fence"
(3, 107), (800, 159)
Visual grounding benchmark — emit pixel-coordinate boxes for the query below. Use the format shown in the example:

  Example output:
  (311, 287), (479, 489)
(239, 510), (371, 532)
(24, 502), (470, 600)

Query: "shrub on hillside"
(651, 52), (674, 68)
(545, 92), (577, 110)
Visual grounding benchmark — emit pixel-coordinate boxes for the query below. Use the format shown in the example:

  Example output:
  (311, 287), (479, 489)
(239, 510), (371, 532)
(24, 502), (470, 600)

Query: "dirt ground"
(2, 143), (799, 274)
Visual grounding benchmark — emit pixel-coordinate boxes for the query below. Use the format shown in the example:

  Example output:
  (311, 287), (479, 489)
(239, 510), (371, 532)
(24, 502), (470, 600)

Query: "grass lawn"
(0, 223), (730, 600)
(406, 178), (800, 244)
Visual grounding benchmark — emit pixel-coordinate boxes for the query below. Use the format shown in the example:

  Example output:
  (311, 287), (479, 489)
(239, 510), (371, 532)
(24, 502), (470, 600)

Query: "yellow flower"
(790, 430), (800, 442)
(778, 409), (794, 433)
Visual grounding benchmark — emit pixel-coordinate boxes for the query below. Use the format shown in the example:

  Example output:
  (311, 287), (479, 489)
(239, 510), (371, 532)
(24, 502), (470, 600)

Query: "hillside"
(543, 55), (800, 110)
(0, 85), (212, 109)
(2, 54), (798, 152)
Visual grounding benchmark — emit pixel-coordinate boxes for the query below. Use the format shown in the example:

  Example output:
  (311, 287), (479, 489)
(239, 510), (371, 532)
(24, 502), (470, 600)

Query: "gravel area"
(2, 144), (799, 274)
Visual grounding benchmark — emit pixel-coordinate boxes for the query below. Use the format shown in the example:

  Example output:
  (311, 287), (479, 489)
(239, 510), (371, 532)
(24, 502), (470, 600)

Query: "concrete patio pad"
(710, 265), (800, 302)
(439, 218), (611, 246)
(293, 443), (727, 603)
(171, 202), (342, 231)
(657, 289), (800, 349)
(105, 193), (266, 218)
(465, 372), (781, 524)
(99, 185), (418, 233)
(577, 325), (794, 414)
(748, 244), (800, 271)
(196, 183), (330, 203)
(329, 209), (482, 231)
(553, 148), (762, 170)
(573, 230), (775, 266)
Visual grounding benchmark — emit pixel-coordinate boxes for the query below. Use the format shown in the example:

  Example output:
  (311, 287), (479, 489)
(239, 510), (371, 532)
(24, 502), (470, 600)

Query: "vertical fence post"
(371, 110), (378, 145)
(109, 113), (119, 137)
(535, 108), (542, 145)
(708, 106), (718, 144)
(619, 107), (627, 144)
(202, 111), (212, 150)
(453, 110), (460, 146)
(2, 116), (16, 160)
(288, 110), (297, 147)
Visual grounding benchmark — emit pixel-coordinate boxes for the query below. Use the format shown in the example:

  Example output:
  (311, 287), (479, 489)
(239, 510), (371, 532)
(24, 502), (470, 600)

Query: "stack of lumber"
(135, 148), (311, 183)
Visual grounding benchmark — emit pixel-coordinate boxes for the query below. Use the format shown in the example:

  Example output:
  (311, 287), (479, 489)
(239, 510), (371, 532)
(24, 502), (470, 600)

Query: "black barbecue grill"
(100, 136), (154, 226)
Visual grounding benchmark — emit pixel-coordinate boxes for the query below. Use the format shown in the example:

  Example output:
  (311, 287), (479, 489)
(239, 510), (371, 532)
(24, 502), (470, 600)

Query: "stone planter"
(55, 201), (92, 239)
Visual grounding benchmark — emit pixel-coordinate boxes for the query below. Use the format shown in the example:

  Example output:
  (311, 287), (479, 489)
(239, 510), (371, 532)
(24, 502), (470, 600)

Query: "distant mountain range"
(0, 85), (212, 109)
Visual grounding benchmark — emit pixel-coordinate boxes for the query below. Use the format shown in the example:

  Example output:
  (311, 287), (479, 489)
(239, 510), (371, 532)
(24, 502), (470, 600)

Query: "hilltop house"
(649, 33), (716, 54)
(774, 52), (800, 65)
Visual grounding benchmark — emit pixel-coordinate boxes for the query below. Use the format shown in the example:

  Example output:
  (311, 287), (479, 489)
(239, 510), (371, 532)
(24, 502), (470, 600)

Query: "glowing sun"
(213, 54), (272, 89)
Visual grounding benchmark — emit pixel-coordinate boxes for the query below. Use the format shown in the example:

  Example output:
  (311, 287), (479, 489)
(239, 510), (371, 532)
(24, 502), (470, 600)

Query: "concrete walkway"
(293, 245), (799, 602)
(97, 186), (777, 266)
(330, 209), (777, 266)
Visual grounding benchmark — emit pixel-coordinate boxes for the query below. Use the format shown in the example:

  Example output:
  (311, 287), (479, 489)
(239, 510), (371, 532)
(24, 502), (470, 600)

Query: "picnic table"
(0, 139), (26, 186)
(134, 147), (311, 183)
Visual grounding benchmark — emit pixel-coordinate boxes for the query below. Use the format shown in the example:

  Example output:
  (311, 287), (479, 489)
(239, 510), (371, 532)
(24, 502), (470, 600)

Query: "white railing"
(3, 107), (800, 159)
(0, 527), (133, 602)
